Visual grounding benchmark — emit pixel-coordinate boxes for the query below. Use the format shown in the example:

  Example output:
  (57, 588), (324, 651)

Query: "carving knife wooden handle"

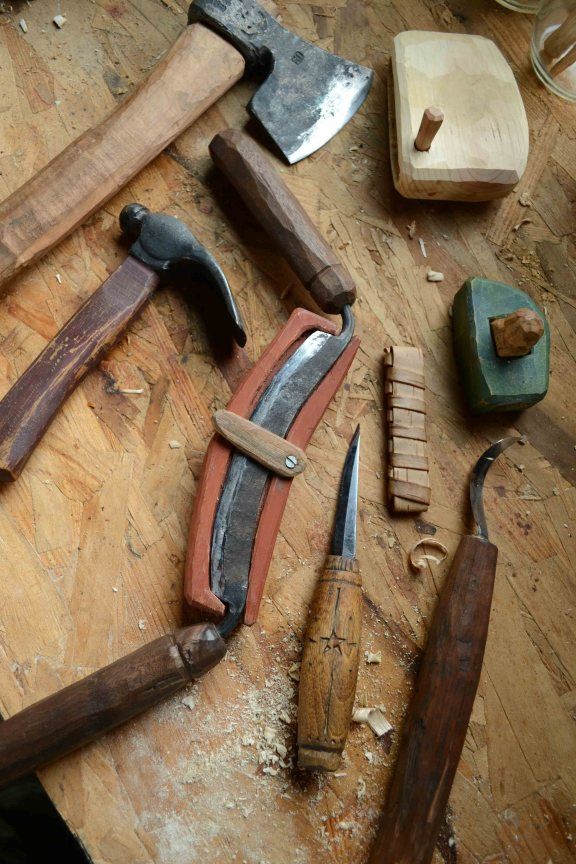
(0, 25), (244, 286)
(369, 535), (498, 864)
(209, 129), (357, 313)
(0, 257), (159, 482)
(297, 555), (362, 771)
(0, 623), (226, 788)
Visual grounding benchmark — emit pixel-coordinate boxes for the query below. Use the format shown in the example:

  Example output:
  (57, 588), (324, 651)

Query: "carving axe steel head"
(121, 203), (247, 346)
(188, 0), (373, 163)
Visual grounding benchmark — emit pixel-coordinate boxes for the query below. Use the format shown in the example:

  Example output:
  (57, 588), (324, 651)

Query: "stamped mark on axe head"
(190, 0), (373, 163)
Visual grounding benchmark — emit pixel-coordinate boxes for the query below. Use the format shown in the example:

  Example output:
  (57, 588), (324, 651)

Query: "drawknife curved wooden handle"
(0, 25), (244, 286)
(369, 534), (498, 864)
(0, 257), (159, 482)
(210, 129), (356, 313)
(0, 623), (226, 789)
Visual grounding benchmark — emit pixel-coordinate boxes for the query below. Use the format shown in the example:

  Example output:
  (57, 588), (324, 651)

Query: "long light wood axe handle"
(0, 623), (226, 788)
(0, 24), (244, 286)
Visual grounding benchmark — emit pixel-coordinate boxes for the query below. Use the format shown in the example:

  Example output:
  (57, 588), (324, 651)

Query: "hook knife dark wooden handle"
(0, 623), (226, 788)
(369, 534), (498, 864)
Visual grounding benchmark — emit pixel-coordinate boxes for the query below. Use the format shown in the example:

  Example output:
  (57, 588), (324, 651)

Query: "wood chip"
(418, 238), (427, 258)
(409, 538), (448, 572)
(138, 619), (147, 631)
(119, 388), (144, 395)
(519, 192), (533, 207)
(513, 218), (532, 232)
(407, 220), (416, 239)
(53, 14), (66, 28)
(169, 440), (182, 449)
(426, 269), (444, 282)
(288, 662), (300, 681)
(365, 651), (382, 664)
(352, 707), (393, 738)
(19, 19), (27, 32)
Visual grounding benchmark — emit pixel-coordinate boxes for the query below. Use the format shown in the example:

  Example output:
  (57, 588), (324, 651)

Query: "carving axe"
(0, 0), (372, 290)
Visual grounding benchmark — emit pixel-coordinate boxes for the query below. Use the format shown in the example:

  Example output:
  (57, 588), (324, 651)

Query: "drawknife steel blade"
(214, 307), (355, 636)
(331, 425), (360, 559)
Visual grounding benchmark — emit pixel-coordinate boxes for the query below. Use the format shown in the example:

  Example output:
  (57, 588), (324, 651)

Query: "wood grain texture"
(0, 623), (226, 788)
(390, 31), (529, 200)
(369, 535), (498, 864)
(298, 555), (362, 771)
(384, 346), (431, 512)
(0, 2), (574, 863)
(0, 257), (159, 481)
(0, 24), (244, 284)
(213, 409), (307, 477)
(209, 129), (356, 313)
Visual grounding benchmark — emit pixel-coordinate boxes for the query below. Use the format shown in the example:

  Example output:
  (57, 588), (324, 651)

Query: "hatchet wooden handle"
(210, 130), (356, 314)
(0, 25), (244, 286)
(369, 535), (498, 864)
(297, 555), (362, 771)
(0, 623), (226, 788)
(0, 257), (159, 482)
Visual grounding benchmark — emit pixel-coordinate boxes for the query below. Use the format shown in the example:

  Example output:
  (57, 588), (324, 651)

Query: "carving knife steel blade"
(212, 308), (355, 634)
(331, 424), (360, 559)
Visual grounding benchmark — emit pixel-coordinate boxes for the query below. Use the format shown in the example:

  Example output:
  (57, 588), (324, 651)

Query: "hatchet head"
(189, 0), (373, 163)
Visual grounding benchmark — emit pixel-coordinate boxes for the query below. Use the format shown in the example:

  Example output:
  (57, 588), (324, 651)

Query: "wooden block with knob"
(453, 278), (550, 414)
(389, 31), (529, 201)
(298, 556), (362, 771)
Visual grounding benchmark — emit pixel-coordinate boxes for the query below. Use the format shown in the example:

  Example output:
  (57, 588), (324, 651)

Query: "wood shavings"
(409, 538), (448, 572)
(53, 14), (66, 28)
(365, 651), (382, 664)
(426, 269), (444, 282)
(55, 273), (62, 284)
(364, 749), (375, 763)
(119, 388), (144, 395)
(287, 662), (300, 681)
(19, 19), (27, 32)
(352, 707), (393, 738)
(418, 238), (427, 258)
(513, 218), (532, 232)
(407, 220), (416, 239)
(138, 619), (147, 631)
(519, 192), (533, 207)
(169, 440), (182, 449)
(181, 693), (196, 710)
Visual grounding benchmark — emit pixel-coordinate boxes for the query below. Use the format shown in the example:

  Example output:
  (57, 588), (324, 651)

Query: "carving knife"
(298, 424), (362, 771)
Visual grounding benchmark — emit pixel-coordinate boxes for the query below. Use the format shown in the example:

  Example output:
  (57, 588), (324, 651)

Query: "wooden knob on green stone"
(491, 307), (544, 358)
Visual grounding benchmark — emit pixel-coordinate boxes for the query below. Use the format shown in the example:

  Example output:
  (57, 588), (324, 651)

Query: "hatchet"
(0, 0), (372, 288)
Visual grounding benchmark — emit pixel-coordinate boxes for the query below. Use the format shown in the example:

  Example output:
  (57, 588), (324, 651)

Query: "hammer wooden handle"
(297, 555), (362, 771)
(369, 535), (498, 864)
(0, 257), (159, 482)
(210, 130), (356, 313)
(0, 623), (226, 788)
(0, 25), (244, 286)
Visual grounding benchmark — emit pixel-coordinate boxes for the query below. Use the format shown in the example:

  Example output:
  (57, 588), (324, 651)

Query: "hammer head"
(189, 0), (373, 163)
(120, 204), (247, 347)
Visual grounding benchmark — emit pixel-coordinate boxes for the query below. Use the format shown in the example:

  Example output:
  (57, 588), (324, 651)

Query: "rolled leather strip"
(384, 346), (431, 513)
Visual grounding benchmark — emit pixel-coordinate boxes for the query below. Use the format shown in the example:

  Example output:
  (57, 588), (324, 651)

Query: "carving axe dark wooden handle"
(0, 623), (226, 788)
(298, 556), (362, 771)
(209, 129), (357, 313)
(369, 534), (498, 864)
(0, 257), (159, 482)
(0, 25), (244, 287)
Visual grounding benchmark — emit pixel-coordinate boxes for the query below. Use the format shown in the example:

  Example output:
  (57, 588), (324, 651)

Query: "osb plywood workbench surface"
(0, 1), (575, 862)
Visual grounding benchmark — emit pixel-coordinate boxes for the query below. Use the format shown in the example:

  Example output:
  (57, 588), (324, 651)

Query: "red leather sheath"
(184, 308), (360, 625)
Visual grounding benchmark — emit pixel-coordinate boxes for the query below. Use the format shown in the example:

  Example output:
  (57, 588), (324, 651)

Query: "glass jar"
(494, 0), (539, 11)
(532, 0), (576, 100)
